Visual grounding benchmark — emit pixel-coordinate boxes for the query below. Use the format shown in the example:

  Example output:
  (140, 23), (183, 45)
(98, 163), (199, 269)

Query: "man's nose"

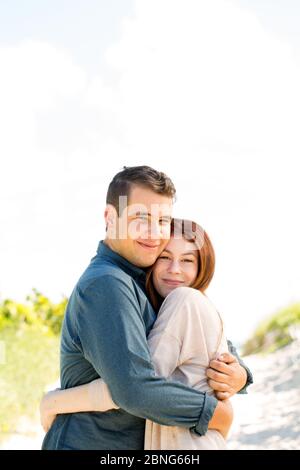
(149, 221), (164, 239)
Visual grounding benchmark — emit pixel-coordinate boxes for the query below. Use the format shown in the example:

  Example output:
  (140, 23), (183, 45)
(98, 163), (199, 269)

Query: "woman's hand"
(39, 379), (119, 431)
(208, 398), (234, 439)
(218, 399), (234, 439)
(40, 389), (60, 432)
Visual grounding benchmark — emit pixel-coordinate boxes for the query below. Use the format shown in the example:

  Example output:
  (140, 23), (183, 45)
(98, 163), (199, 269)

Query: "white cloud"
(1, 1), (299, 343)
(0, 40), (87, 196)
(105, 0), (300, 155)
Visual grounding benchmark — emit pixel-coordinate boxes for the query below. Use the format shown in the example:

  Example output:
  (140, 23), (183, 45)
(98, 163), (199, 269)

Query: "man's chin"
(134, 257), (156, 268)
(133, 252), (158, 268)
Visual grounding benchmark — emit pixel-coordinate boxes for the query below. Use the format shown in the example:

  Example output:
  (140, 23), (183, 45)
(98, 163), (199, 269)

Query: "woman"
(40, 218), (232, 449)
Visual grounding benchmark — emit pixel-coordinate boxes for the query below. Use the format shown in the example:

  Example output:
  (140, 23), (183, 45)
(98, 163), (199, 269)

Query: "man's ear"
(104, 205), (117, 233)
(104, 204), (114, 224)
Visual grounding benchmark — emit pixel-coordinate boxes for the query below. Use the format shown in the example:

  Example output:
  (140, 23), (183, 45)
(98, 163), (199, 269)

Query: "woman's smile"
(162, 279), (185, 286)
(152, 237), (199, 298)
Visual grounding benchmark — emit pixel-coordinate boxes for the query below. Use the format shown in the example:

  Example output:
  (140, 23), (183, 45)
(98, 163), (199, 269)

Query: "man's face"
(106, 185), (173, 268)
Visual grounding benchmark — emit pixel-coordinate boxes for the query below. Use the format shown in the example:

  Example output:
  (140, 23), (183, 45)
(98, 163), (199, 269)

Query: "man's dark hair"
(106, 165), (176, 215)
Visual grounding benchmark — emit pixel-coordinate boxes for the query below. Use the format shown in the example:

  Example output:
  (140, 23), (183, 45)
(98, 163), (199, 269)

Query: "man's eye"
(159, 256), (170, 260)
(160, 219), (171, 225)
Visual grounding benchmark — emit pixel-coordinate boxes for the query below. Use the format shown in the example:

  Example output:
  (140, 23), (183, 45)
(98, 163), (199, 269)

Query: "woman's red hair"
(145, 218), (216, 311)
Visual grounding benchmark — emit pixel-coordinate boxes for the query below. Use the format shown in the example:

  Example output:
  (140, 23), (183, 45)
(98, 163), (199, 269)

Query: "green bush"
(0, 326), (60, 440)
(242, 302), (300, 355)
(0, 289), (68, 335)
(0, 291), (66, 441)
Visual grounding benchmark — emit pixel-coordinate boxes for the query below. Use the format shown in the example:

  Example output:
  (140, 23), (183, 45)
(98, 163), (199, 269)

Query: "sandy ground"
(1, 341), (299, 450)
(228, 341), (300, 450)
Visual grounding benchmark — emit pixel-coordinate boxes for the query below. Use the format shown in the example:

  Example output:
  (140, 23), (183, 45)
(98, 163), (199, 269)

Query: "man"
(42, 165), (253, 450)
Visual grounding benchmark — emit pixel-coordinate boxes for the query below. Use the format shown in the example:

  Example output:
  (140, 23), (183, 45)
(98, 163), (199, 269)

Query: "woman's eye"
(159, 256), (170, 260)
(182, 259), (193, 263)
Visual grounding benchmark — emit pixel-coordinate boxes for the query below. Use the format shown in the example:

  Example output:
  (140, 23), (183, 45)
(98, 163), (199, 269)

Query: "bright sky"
(1, 0), (299, 345)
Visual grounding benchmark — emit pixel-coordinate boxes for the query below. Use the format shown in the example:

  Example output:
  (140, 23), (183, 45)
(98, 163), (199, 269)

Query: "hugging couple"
(40, 165), (253, 450)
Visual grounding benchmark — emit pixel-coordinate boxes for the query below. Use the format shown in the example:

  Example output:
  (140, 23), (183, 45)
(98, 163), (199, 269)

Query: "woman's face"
(152, 237), (199, 298)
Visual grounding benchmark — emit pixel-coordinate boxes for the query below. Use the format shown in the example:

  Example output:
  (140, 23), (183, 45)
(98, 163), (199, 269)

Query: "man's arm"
(227, 340), (254, 393)
(76, 275), (220, 436)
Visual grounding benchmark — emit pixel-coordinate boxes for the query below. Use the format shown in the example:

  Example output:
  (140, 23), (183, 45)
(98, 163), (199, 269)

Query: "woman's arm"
(40, 378), (119, 432)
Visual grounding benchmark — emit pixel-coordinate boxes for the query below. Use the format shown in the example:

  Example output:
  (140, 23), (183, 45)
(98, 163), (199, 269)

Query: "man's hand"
(206, 352), (247, 400)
